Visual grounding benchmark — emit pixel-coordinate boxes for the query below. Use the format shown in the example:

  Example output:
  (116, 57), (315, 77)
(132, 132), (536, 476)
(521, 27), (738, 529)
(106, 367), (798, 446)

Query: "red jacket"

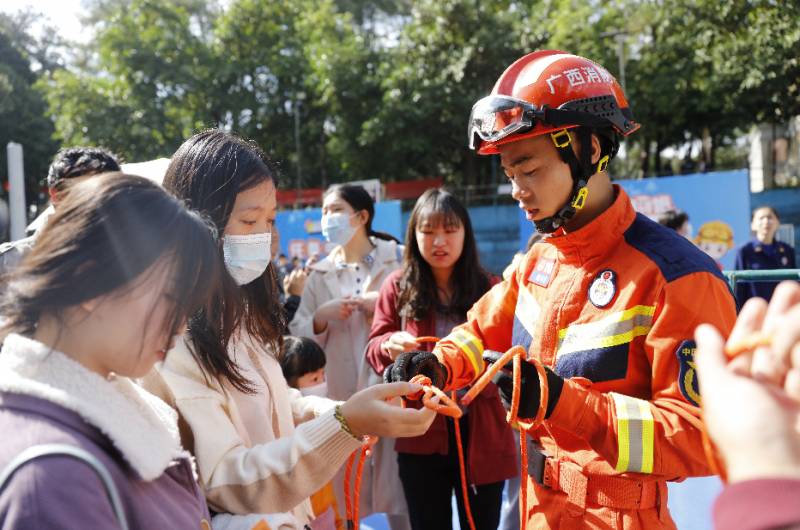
(366, 269), (517, 486)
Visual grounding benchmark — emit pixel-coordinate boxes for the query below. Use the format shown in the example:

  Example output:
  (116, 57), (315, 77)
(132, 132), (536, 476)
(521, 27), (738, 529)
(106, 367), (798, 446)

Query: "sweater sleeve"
(714, 478), (800, 530)
(289, 387), (338, 425)
(365, 271), (403, 376)
(157, 351), (362, 515)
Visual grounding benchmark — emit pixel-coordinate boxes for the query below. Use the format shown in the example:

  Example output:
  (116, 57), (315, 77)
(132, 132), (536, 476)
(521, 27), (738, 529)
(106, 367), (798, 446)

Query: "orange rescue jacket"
(433, 186), (736, 529)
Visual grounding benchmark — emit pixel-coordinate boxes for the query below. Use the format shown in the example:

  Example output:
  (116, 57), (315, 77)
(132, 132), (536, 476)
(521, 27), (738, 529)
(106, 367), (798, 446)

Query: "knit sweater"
(142, 331), (362, 529)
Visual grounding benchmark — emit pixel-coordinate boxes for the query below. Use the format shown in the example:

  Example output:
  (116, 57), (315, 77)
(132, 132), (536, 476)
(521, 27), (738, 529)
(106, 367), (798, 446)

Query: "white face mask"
(321, 212), (358, 246)
(222, 231), (272, 285)
(299, 381), (328, 397)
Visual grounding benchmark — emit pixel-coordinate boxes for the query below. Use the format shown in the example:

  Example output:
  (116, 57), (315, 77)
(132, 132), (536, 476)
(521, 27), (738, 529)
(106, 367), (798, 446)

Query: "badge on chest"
(529, 258), (556, 288)
(589, 269), (617, 308)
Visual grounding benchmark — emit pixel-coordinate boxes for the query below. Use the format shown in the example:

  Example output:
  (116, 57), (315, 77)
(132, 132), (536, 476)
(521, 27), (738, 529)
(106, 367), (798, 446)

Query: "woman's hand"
(313, 298), (359, 333)
(695, 281), (800, 483)
(381, 331), (418, 360)
(339, 382), (437, 438)
(357, 291), (380, 315)
(283, 268), (307, 297)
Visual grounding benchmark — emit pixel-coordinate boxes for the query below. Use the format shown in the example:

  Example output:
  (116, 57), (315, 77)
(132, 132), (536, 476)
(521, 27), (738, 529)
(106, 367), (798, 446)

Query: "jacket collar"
(0, 333), (187, 480)
(545, 185), (636, 264)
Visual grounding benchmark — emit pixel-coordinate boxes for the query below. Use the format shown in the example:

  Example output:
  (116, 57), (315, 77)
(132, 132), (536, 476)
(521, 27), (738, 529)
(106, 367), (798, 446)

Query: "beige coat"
(290, 237), (403, 401)
(290, 237), (408, 520)
(142, 331), (362, 530)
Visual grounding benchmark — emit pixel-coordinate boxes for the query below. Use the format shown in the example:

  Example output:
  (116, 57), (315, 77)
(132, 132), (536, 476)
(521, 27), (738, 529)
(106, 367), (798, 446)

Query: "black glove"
(383, 351), (447, 389)
(482, 350), (564, 419)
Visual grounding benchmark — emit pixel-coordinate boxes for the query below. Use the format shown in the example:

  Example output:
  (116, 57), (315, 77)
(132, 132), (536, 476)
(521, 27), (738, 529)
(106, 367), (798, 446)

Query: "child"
(281, 336), (342, 530)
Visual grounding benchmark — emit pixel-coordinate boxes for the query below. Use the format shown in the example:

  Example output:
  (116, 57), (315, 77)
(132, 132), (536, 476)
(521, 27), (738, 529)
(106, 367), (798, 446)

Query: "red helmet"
(468, 50), (639, 155)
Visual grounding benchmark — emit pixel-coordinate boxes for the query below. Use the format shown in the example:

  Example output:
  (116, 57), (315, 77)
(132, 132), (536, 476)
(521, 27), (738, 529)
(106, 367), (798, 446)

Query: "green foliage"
(0, 14), (58, 197)
(12, 0), (800, 190)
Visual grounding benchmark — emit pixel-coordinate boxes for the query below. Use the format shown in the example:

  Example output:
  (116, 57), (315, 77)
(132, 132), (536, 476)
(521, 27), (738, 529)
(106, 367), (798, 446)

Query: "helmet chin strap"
(533, 128), (610, 234)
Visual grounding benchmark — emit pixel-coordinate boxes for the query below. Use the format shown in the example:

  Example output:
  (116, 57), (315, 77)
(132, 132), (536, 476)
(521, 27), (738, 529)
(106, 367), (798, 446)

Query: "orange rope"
(724, 332), (771, 359)
(452, 390), (477, 530)
(405, 339), (549, 530)
(460, 346), (548, 530)
(344, 445), (369, 530)
(701, 332), (773, 483)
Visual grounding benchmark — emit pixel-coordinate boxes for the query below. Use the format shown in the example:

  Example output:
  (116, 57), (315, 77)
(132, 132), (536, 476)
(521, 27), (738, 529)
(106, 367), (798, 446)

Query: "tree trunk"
(701, 126), (713, 171)
(640, 138), (651, 178)
(319, 124), (328, 189)
(654, 139), (663, 175)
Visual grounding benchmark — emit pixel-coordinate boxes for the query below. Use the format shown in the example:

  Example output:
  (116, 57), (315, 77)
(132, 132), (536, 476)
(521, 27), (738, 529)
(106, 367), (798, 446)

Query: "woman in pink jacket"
(366, 189), (517, 530)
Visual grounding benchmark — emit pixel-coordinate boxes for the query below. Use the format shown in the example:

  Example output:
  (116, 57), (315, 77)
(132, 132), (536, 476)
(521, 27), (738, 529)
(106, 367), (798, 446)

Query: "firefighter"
(384, 50), (737, 529)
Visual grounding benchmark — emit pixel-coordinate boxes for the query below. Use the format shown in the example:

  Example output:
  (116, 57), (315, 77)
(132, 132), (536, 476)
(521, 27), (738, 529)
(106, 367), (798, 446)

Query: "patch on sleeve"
(675, 340), (701, 406)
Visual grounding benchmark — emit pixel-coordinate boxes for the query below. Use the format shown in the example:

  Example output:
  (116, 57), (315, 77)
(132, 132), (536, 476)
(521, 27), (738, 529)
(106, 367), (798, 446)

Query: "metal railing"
(722, 269), (800, 292)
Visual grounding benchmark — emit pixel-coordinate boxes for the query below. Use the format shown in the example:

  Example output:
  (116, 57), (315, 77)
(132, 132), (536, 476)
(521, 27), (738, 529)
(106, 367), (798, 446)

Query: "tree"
(0, 14), (59, 200)
(359, 0), (548, 186)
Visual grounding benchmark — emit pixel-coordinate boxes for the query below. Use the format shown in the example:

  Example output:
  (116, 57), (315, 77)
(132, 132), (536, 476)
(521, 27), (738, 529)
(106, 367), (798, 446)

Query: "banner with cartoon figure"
(520, 170), (751, 270)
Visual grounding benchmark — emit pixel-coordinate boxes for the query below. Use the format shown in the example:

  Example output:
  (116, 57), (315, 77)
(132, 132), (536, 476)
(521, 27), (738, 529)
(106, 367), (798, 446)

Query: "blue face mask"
(222, 231), (272, 285)
(321, 213), (357, 246)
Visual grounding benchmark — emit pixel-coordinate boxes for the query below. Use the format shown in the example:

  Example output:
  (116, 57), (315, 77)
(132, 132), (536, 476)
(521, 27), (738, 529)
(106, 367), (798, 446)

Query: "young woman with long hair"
(0, 173), (220, 529)
(143, 130), (435, 530)
(290, 184), (410, 529)
(366, 188), (517, 530)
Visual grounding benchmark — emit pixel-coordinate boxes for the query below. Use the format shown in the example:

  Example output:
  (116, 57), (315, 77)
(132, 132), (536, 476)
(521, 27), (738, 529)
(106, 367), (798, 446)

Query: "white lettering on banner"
(629, 194), (678, 219)
(564, 68), (586, 87)
(306, 238), (323, 257)
(288, 239), (307, 259)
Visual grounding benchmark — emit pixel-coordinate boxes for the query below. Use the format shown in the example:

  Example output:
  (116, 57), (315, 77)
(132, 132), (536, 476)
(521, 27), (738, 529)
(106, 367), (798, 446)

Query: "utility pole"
(599, 30), (627, 93)
(615, 32), (626, 93)
(6, 142), (26, 241)
(293, 91), (305, 200)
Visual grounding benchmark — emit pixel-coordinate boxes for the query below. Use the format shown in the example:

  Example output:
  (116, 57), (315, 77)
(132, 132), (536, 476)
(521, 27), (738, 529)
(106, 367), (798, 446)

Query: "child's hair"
(47, 146), (121, 192)
(0, 173), (220, 349)
(397, 188), (491, 321)
(323, 184), (399, 243)
(657, 209), (689, 232)
(163, 129), (285, 393)
(280, 336), (326, 388)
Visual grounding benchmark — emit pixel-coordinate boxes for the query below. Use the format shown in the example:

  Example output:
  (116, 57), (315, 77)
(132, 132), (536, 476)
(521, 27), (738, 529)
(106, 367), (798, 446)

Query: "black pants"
(397, 417), (504, 530)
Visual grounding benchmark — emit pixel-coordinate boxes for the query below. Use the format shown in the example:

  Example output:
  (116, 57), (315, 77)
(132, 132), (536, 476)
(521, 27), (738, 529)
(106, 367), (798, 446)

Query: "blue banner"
(275, 200), (403, 259)
(520, 170), (751, 269)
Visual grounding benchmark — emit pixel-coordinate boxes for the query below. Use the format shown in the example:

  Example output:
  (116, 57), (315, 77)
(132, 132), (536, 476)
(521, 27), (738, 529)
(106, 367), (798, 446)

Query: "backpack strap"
(0, 443), (129, 530)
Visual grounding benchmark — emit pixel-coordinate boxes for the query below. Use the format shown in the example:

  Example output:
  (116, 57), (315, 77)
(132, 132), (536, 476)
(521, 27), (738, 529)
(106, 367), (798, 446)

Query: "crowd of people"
(0, 49), (798, 530)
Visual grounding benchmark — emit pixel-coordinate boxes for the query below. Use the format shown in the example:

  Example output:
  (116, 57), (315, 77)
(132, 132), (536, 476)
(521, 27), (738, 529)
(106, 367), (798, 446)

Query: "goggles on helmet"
(467, 95), (546, 151)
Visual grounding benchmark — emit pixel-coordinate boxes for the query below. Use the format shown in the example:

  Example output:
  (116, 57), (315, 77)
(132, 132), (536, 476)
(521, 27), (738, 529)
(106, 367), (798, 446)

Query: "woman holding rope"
(142, 130), (435, 530)
(366, 189), (516, 530)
